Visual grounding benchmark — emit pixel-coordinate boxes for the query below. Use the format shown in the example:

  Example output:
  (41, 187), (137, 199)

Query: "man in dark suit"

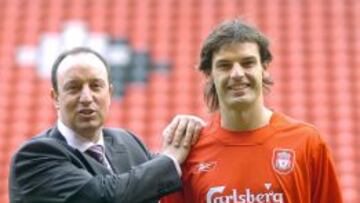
(9, 47), (204, 203)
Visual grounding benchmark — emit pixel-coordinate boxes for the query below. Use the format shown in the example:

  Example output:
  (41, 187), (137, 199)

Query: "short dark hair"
(51, 47), (111, 93)
(198, 19), (274, 112)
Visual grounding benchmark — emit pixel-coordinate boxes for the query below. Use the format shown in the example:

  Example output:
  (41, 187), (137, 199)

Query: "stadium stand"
(0, 0), (358, 202)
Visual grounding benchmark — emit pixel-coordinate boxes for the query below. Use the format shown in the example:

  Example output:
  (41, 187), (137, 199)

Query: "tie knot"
(85, 144), (105, 165)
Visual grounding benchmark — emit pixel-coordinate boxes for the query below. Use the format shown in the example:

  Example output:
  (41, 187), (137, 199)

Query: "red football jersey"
(162, 112), (343, 203)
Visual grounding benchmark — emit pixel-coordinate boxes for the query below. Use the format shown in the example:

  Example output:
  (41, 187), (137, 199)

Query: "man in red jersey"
(162, 19), (343, 203)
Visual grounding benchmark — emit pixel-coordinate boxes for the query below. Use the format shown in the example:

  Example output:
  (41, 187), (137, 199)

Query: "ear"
(262, 62), (269, 70)
(205, 70), (213, 81)
(51, 89), (60, 110)
(109, 84), (114, 96)
(262, 62), (269, 75)
(108, 84), (114, 107)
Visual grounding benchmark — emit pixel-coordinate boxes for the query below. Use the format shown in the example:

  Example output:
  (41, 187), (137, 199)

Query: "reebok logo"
(196, 161), (217, 173)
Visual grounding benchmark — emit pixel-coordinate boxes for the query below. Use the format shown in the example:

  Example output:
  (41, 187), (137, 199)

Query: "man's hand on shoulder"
(161, 115), (206, 164)
(163, 115), (205, 147)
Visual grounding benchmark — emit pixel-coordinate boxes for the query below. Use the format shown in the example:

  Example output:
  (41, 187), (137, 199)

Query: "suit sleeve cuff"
(163, 154), (182, 177)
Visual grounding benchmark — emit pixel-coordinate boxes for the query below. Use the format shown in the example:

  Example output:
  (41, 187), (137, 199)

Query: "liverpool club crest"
(272, 148), (295, 174)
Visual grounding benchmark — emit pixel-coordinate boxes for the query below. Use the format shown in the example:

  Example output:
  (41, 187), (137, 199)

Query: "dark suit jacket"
(9, 127), (181, 203)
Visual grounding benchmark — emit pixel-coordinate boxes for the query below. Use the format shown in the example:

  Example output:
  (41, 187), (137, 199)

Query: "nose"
(230, 63), (244, 78)
(79, 85), (93, 104)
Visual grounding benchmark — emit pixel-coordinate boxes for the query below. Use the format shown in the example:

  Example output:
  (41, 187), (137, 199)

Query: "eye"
(64, 83), (81, 93)
(242, 60), (256, 68)
(216, 62), (233, 70)
(90, 82), (104, 91)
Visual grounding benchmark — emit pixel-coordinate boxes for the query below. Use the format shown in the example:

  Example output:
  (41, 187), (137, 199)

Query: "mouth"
(78, 109), (96, 117)
(228, 84), (250, 96)
(228, 84), (250, 90)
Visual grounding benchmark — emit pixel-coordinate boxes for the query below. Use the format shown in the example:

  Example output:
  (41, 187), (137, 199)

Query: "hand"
(162, 137), (191, 164)
(162, 115), (206, 148)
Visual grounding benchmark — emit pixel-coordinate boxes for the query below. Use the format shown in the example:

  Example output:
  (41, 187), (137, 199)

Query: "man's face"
(211, 42), (267, 110)
(52, 53), (112, 137)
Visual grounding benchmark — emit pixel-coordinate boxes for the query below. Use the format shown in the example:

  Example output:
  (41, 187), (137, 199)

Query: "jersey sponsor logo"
(206, 183), (284, 203)
(196, 161), (217, 173)
(272, 148), (295, 174)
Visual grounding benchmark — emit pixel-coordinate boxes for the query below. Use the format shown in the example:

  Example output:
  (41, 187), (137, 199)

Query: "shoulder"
(273, 112), (322, 137)
(103, 127), (152, 157)
(271, 112), (328, 151)
(14, 127), (65, 154)
(10, 128), (76, 182)
(12, 130), (71, 163)
(194, 113), (221, 143)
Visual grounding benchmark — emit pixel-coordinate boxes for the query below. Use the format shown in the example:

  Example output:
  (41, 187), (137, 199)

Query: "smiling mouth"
(228, 85), (249, 96)
(228, 84), (250, 90)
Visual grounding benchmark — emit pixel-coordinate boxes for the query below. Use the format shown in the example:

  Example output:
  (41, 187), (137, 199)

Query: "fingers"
(161, 115), (206, 164)
(191, 123), (203, 145)
(192, 116), (206, 126)
(162, 117), (180, 144)
(163, 114), (206, 147)
(175, 115), (205, 146)
(182, 121), (196, 148)
(173, 118), (189, 147)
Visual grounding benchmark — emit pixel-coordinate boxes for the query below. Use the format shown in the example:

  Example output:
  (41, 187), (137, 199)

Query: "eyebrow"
(215, 59), (232, 64)
(91, 78), (106, 84)
(241, 56), (257, 61)
(63, 79), (80, 86)
(215, 56), (257, 64)
(62, 77), (104, 86)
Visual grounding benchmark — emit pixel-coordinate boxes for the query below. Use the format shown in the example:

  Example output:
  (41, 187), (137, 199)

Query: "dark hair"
(198, 19), (274, 112)
(51, 47), (111, 93)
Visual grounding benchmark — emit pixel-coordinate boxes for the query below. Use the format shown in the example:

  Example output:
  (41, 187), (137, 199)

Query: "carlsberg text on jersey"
(206, 183), (284, 203)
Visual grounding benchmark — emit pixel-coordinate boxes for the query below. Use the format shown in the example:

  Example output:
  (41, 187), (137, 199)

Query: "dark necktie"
(85, 145), (106, 165)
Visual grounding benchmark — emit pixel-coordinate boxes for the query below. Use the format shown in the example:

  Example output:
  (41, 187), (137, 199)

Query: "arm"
(10, 139), (181, 203)
(159, 115), (205, 203)
(311, 137), (343, 203)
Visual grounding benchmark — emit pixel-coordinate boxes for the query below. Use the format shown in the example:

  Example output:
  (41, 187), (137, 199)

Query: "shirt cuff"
(163, 154), (182, 177)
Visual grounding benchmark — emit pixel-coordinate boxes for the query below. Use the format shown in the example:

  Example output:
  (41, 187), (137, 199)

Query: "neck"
(220, 103), (272, 132)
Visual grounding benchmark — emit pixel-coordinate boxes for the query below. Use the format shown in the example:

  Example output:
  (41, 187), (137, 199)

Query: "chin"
(227, 98), (254, 108)
(231, 96), (251, 103)
(76, 122), (102, 131)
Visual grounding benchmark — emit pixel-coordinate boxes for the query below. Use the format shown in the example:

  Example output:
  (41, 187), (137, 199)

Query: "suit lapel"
(104, 132), (131, 174)
(49, 127), (111, 175)
(82, 155), (111, 175)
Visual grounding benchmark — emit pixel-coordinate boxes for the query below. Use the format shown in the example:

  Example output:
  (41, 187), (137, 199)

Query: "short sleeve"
(310, 134), (343, 203)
